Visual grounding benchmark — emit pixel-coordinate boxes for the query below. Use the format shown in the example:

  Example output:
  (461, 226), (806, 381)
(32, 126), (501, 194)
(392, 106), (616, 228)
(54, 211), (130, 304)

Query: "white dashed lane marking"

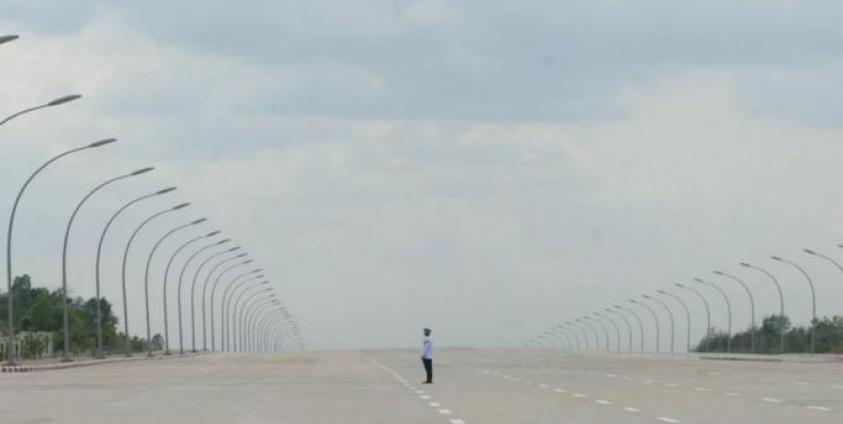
(595, 399), (612, 405)
(623, 407), (642, 413)
(438, 409), (452, 415)
(656, 417), (682, 423)
(806, 406), (831, 412)
(762, 398), (783, 404)
(449, 420), (466, 424)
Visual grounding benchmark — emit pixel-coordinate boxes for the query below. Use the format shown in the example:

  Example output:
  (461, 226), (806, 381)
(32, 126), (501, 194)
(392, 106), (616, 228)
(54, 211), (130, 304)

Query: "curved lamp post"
(642, 294), (675, 355)
(771, 255), (816, 354)
(694, 278), (732, 353)
(220, 274), (266, 351)
(578, 317), (602, 352)
(200, 252), (247, 350)
(121, 202), (190, 356)
(220, 271), (264, 350)
(209, 259), (254, 350)
(630, 299), (660, 355)
(562, 323), (582, 351)
(60, 166), (154, 361)
(607, 308), (633, 352)
(740, 262), (785, 353)
(190, 247), (241, 351)
(160, 227), (219, 354)
(570, 320), (591, 351)
(615, 305), (644, 353)
(5, 137), (115, 364)
(95, 187), (176, 358)
(595, 312), (621, 354)
(143, 217), (203, 356)
(239, 290), (278, 352)
(675, 283), (710, 352)
(235, 286), (272, 351)
(713, 270), (756, 353)
(657, 290), (691, 354)
(176, 238), (230, 354)
(0, 94), (81, 127)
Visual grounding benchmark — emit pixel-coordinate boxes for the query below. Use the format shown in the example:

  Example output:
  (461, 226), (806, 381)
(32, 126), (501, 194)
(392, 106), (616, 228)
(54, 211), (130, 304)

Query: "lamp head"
(242, 259), (254, 265)
(88, 138), (117, 148)
(656, 289), (667, 294)
(739, 262), (751, 267)
(171, 202), (190, 211)
(191, 218), (208, 225)
(693, 278), (704, 283)
(713, 271), (724, 276)
(675, 283), (685, 288)
(629, 299), (638, 304)
(803, 249), (817, 255)
(0, 35), (19, 45)
(48, 94), (83, 106)
(233, 251), (246, 256)
(253, 268), (264, 273)
(156, 187), (177, 195)
(771, 256), (783, 261)
(131, 167), (155, 176)
(642, 294), (651, 299)
(205, 230), (222, 237)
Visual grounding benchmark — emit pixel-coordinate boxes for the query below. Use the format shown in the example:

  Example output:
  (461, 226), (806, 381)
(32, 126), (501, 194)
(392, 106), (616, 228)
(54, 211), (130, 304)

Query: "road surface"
(0, 349), (840, 423)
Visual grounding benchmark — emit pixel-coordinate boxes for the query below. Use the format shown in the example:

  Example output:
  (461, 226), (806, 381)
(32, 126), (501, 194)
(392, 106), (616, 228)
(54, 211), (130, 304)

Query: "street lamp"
(562, 323), (583, 351)
(189, 248), (241, 351)
(630, 299), (660, 355)
(694, 278), (732, 353)
(219, 272), (264, 350)
(552, 325), (577, 350)
(614, 305), (644, 353)
(578, 317), (602, 352)
(209, 259), (254, 350)
(0, 94), (82, 127)
(740, 262), (785, 353)
(60, 166), (154, 362)
(235, 286), (272, 351)
(160, 227), (219, 354)
(569, 320), (591, 351)
(713, 270), (756, 353)
(606, 308), (633, 352)
(199, 252), (247, 350)
(642, 294), (675, 355)
(176, 238), (230, 354)
(245, 300), (282, 351)
(121, 202), (190, 356)
(771, 255), (817, 353)
(5, 137), (116, 364)
(95, 187), (176, 358)
(657, 290), (691, 354)
(676, 283), (711, 352)
(222, 273), (265, 350)
(595, 312), (621, 354)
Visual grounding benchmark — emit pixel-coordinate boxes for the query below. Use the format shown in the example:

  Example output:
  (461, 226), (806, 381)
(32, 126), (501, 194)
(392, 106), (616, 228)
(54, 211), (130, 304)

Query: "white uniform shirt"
(421, 336), (433, 359)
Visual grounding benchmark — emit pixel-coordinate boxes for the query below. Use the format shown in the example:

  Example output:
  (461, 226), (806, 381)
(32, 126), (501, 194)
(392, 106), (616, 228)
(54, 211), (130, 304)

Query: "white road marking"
(595, 399), (612, 405)
(665, 383), (679, 388)
(806, 406), (831, 412)
(656, 417), (681, 423)
(449, 420), (466, 424)
(724, 392), (742, 397)
(537, 384), (548, 389)
(643, 380), (655, 384)
(420, 395), (431, 400)
(762, 397), (783, 404)
(553, 388), (567, 393)
(438, 409), (453, 415)
(573, 393), (588, 398)
(430, 402), (441, 407)
(692, 387), (711, 392)
(623, 407), (642, 413)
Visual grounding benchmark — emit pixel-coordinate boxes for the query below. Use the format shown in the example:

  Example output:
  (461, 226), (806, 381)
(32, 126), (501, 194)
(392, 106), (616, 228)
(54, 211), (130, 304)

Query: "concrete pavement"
(0, 349), (840, 423)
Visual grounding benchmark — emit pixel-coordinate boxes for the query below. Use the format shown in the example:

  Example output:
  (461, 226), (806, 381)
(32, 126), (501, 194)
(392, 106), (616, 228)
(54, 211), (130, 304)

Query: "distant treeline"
(695, 314), (843, 354)
(0, 274), (163, 358)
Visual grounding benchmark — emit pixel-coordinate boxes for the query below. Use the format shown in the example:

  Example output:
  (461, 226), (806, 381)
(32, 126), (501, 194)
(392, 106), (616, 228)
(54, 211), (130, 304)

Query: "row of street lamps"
(1, 34), (303, 364)
(530, 248), (842, 356)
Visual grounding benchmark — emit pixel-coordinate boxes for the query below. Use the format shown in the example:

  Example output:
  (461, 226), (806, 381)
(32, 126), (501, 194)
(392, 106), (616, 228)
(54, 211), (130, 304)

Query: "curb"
(1, 352), (203, 373)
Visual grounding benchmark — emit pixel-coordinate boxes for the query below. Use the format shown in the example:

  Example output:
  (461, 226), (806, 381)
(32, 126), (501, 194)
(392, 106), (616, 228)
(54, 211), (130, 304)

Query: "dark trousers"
(422, 358), (433, 383)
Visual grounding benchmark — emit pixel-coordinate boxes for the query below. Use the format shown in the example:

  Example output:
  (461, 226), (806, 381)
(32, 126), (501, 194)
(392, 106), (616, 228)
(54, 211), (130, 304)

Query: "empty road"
(0, 349), (840, 423)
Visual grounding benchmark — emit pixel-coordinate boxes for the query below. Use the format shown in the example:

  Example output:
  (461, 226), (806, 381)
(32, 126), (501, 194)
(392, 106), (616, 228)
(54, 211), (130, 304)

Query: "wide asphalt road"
(0, 349), (840, 423)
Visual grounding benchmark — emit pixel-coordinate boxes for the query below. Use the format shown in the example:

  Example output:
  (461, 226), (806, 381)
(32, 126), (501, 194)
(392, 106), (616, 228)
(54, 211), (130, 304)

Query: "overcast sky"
(2, 1), (843, 351)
